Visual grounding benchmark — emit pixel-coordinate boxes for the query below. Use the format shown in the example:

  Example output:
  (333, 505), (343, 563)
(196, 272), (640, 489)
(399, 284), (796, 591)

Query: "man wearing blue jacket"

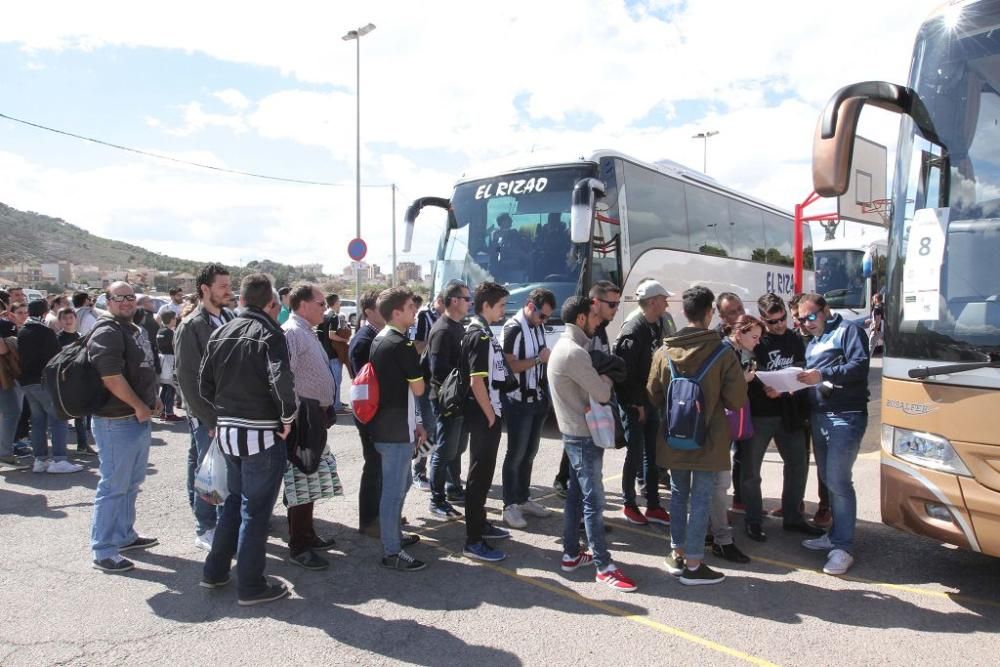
(795, 293), (870, 576)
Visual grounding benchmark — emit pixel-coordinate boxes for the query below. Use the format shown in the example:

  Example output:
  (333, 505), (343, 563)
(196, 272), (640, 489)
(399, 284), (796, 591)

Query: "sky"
(0, 0), (942, 276)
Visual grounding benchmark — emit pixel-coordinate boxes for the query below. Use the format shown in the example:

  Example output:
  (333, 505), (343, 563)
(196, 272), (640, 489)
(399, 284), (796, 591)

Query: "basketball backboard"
(837, 136), (888, 226)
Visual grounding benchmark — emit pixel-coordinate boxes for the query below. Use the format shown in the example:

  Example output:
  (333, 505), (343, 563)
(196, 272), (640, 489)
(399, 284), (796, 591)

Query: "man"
(18, 299), (83, 474)
(414, 293), (444, 356)
(461, 282), (514, 561)
(277, 286), (292, 325)
(549, 296), (636, 592)
(411, 292), (444, 490)
(282, 284), (338, 570)
(0, 300), (24, 466)
(367, 287), (428, 571)
(174, 263), (235, 550)
(426, 280), (472, 519)
(647, 286), (747, 586)
(89, 281), (161, 572)
(200, 274), (297, 605)
(134, 295), (161, 375)
(795, 293), (871, 576)
(56, 308), (98, 455)
(73, 291), (101, 335)
(45, 295), (68, 331)
(348, 290), (385, 536)
(500, 288), (554, 529)
(157, 287), (185, 321)
(614, 279), (671, 527)
(716, 292), (746, 331)
(743, 293), (825, 540)
(318, 293), (351, 414)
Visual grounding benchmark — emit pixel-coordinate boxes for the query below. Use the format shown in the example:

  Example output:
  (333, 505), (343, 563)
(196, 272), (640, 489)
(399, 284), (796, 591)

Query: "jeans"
(329, 358), (344, 410)
(187, 418), (220, 536)
(204, 439), (287, 598)
(413, 392), (438, 478)
(0, 384), (23, 457)
(741, 416), (808, 525)
(374, 441), (412, 556)
(357, 422), (381, 529)
(620, 403), (662, 510)
(708, 467), (734, 545)
(90, 416), (152, 560)
(23, 383), (68, 462)
(501, 397), (547, 506)
(805, 420), (831, 510)
(812, 411), (867, 553)
(465, 408), (502, 545)
(160, 384), (176, 416)
(429, 400), (466, 505)
(562, 435), (611, 569)
(669, 469), (716, 561)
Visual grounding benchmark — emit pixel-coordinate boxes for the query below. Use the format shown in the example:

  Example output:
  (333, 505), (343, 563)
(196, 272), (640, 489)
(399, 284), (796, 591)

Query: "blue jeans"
(159, 384), (176, 416)
(328, 358), (343, 410)
(0, 384), (23, 457)
(501, 396), (548, 506)
(620, 403), (662, 509)
(186, 418), (221, 536)
(562, 435), (611, 569)
(669, 469), (716, 560)
(375, 441), (413, 556)
(413, 392), (437, 478)
(90, 416), (152, 560)
(23, 383), (68, 462)
(429, 399), (465, 505)
(204, 439), (287, 598)
(812, 411), (867, 553)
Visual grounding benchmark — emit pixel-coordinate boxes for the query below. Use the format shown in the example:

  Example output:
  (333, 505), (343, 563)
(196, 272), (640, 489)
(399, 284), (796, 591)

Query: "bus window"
(622, 161), (689, 257)
(686, 185), (732, 257)
(763, 212), (794, 266)
(729, 201), (764, 261)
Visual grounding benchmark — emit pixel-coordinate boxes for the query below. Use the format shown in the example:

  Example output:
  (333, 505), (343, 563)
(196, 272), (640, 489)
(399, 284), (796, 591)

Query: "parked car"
(24, 289), (46, 303)
(340, 299), (357, 326)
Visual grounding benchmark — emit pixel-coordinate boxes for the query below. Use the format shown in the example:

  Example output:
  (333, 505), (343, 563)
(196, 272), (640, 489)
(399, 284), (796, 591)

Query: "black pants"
(356, 422), (382, 529)
(556, 451), (570, 485)
(287, 502), (316, 556)
(464, 407), (502, 546)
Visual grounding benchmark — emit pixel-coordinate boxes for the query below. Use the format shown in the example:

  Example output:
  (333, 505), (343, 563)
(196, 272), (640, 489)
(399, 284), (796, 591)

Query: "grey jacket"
(174, 304), (234, 427)
(548, 324), (612, 438)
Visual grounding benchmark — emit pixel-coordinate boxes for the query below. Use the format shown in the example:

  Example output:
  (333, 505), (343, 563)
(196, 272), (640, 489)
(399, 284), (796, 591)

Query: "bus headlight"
(886, 426), (973, 477)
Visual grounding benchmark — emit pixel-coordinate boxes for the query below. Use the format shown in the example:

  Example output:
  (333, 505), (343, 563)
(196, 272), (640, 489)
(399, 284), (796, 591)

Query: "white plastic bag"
(193, 439), (229, 506)
(585, 399), (616, 449)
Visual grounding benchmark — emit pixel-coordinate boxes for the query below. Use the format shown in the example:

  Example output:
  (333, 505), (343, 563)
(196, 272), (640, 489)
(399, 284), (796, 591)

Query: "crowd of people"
(0, 264), (871, 605)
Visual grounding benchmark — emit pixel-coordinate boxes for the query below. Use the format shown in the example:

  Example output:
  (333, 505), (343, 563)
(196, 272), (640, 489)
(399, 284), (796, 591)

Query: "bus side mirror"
(571, 178), (606, 244)
(403, 196), (452, 253)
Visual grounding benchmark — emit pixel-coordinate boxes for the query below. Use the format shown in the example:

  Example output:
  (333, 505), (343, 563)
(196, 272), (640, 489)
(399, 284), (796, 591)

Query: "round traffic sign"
(347, 237), (368, 262)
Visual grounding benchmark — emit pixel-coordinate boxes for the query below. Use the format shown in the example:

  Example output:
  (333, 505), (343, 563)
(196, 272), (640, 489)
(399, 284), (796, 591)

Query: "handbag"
(585, 398), (616, 449)
(725, 404), (754, 441)
(283, 447), (344, 508)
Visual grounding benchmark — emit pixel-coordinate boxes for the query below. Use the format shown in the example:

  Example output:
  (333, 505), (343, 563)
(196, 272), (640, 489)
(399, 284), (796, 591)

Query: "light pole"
(342, 22), (376, 304)
(692, 130), (719, 174)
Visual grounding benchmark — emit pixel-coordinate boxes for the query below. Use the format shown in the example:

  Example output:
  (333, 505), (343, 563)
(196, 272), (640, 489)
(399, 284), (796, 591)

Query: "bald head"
(106, 282), (137, 320)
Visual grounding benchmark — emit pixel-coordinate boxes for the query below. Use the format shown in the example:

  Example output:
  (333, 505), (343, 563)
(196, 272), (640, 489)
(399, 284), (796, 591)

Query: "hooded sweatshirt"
(647, 326), (747, 472)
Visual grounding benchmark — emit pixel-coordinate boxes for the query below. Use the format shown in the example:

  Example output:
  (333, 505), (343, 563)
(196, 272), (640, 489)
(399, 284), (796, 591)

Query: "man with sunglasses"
(794, 293), (871, 575)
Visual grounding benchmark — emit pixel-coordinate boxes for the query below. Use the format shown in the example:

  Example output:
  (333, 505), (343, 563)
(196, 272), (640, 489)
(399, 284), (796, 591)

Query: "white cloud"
(214, 88), (251, 111)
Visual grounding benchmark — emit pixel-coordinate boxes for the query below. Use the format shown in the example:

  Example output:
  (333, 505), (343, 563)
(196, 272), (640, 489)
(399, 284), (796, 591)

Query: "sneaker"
(446, 488), (466, 504)
(463, 541), (506, 562)
(561, 550), (594, 572)
(429, 502), (462, 521)
(730, 502), (746, 514)
(823, 548), (854, 575)
(623, 505), (648, 525)
(712, 542), (751, 563)
(503, 504), (528, 529)
(664, 550), (685, 576)
(745, 523), (767, 542)
(401, 532), (420, 548)
(75, 446), (98, 456)
(482, 522), (511, 540)
(93, 555), (135, 573)
(413, 474), (431, 491)
(32, 459), (49, 473)
(199, 575), (231, 589)
(679, 562), (726, 586)
(120, 536), (158, 552)
(596, 566), (637, 592)
(645, 507), (671, 526)
(289, 550), (329, 571)
(13, 441), (31, 457)
(553, 477), (568, 498)
(162, 414), (184, 423)
(802, 534), (834, 551)
(783, 521), (826, 537)
(519, 498), (551, 518)
(238, 582), (290, 606)
(47, 460), (84, 474)
(813, 508), (833, 529)
(770, 507), (784, 518)
(194, 530), (215, 551)
(381, 550), (427, 572)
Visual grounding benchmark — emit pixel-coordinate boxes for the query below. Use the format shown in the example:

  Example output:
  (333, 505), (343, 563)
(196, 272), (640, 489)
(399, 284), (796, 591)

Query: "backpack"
(43, 320), (127, 420)
(350, 361), (380, 424)
(663, 344), (729, 451)
(437, 366), (469, 418)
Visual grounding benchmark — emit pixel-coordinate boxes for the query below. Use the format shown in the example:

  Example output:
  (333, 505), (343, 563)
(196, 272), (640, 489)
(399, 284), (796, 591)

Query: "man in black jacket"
(348, 290), (385, 536)
(199, 273), (296, 606)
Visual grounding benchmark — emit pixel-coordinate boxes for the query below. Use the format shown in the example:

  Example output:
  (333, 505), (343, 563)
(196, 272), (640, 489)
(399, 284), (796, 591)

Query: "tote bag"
(585, 399), (616, 449)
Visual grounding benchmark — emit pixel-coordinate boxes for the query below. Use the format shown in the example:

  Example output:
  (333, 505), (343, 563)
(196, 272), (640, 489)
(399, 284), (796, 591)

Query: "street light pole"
(692, 130), (719, 174)
(342, 22), (376, 304)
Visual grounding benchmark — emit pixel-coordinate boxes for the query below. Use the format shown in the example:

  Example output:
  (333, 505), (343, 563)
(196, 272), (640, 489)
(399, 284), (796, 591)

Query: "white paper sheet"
(755, 367), (811, 394)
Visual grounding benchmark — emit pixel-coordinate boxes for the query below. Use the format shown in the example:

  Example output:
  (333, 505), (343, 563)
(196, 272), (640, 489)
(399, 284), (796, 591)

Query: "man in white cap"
(612, 279), (673, 526)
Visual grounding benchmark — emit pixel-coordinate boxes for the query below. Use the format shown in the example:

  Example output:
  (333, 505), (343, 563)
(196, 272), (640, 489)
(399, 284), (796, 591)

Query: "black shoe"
(93, 555), (134, 573)
(679, 562), (726, 586)
(704, 533), (715, 546)
(238, 582), (290, 606)
(401, 532), (420, 548)
(783, 521), (826, 537)
(289, 550), (329, 571)
(712, 542), (751, 564)
(309, 535), (337, 550)
(76, 446), (98, 456)
(446, 488), (466, 504)
(199, 575), (231, 589)
(120, 536), (159, 552)
(745, 523), (767, 542)
(381, 551), (427, 572)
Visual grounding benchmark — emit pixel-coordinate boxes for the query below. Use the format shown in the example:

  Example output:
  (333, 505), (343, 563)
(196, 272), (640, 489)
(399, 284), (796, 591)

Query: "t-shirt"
(87, 317), (159, 418)
(467, 318), (505, 416)
(368, 326), (422, 443)
(426, 315), (465, 400)
(414, 307), (439, 343)
(57, 330), (81, 347)
(317, 311), (346, 360)
(749, 329), (807, 419)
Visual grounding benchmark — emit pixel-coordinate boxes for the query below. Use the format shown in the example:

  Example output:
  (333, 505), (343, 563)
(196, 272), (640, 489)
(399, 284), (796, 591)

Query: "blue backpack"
(664, 344), (730, 451)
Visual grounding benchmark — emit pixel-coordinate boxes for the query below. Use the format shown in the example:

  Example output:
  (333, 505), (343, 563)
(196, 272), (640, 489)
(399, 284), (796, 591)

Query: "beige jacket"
(548, 324), (612, 437)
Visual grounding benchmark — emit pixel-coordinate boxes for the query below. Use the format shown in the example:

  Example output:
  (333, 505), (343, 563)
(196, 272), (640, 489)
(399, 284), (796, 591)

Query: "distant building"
(297, 263), (323, 276)
(171, 272), (197, 294)
(40, 261), (73, 285)
(394, 261), (422, 284)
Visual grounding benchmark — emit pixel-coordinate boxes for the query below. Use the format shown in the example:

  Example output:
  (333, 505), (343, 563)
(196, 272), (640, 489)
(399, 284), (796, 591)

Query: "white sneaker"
(32, 459), (50, 473)
(519, 499), (551, 518)
(802, 533), (834, 551)
(47, 460), (84, 474)
(194, 529), (215, 551)
(503, 504), (528, 529)
(823, 548), (854, 575)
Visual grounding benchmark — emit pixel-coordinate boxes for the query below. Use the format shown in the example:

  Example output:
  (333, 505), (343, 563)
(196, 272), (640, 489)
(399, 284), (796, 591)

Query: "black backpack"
(43, 320), (127, 420)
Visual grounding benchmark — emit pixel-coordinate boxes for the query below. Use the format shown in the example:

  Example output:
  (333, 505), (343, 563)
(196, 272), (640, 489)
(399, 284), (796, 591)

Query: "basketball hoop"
(860, 199), (893, 225)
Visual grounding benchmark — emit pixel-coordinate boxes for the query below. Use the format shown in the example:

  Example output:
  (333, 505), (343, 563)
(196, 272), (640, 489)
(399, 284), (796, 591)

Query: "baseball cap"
(635, 279), (672, 300)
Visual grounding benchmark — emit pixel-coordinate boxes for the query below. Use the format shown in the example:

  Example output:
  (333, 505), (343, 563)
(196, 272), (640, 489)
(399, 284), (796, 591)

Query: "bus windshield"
(815, 249), (866, 309)
(434, 164), (596, 322)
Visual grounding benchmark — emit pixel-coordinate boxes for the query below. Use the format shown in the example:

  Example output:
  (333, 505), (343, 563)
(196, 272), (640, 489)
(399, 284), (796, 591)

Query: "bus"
(813, 0), (1000, 557)
(405, 150), (814, 338)
(812, 222), (888, 322)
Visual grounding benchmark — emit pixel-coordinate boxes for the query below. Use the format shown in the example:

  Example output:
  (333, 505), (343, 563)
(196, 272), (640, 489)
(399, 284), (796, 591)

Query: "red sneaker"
(623, 505), (648, 525)
(813, 508), (833, 529)
(770, 507), (784, 518)
(561, 550), (594, 572)
(729, 502), (746, 514)
(645, 507), (671, 526)
(596, 566), (637, 592)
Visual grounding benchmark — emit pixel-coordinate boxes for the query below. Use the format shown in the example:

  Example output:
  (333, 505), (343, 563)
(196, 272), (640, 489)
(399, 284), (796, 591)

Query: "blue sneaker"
(482, 522), (511, 540)
(463, 541), (506, 562)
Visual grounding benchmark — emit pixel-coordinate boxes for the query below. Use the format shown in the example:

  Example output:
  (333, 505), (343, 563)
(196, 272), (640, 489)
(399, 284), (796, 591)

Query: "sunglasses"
(796, 312), (819, 324)
(109, 294), (137, 303)
(762, 313), (786, 326)
(597, 299), (620, 308)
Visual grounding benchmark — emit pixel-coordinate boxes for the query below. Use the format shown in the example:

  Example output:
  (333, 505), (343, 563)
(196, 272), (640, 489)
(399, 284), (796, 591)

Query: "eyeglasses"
(109, 294), (137, 303)
(796, 312), (819, 324)
(597, 299), (620, 309)
(762, 313), (786, 325)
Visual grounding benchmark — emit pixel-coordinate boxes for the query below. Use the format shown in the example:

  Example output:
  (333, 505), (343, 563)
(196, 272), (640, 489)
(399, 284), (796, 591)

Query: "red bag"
(350, 362), (380, 424)
(725, 404), (754, 441)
